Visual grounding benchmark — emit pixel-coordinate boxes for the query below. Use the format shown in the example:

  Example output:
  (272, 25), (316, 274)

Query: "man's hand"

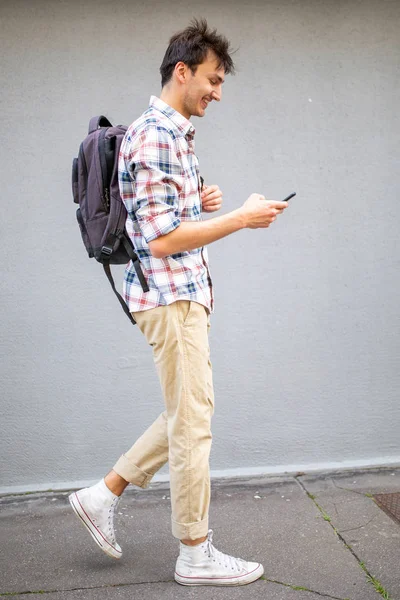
(201, 184), (223, 213)
(239, 194), (288, 229)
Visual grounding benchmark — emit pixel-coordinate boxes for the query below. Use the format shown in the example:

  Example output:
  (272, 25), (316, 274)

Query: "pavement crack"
(331, 479), (369, 497)
(0, 580), (176, 596)
(262, 576), (351, 599)
(1, 579), (350, 600)
(339, 515), (378, 533)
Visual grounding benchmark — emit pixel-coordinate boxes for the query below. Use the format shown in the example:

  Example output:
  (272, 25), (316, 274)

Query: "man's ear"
(174, 61), (188, 84)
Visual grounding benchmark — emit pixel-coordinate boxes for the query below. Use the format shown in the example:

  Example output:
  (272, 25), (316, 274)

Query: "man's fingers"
(204, 201), (222, 210)
(202, 199), (222, 208)
(202, 190), (220, 198)
(201, 184), (223, 213)
(203, 196), (222, 206)
(203, 200), (222, 212)
(202, 184), (218, 193)
(266, 201), (288, 208)
(203, 197), (222, 205)
(201, 185), (221, 198)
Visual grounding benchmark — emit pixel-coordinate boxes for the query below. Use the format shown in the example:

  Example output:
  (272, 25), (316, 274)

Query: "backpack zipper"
(104, 187), (110, 212)
(98, 128), (111, 213)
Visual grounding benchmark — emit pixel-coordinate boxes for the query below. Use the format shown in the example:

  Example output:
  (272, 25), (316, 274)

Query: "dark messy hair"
(160, 18), (235, 87)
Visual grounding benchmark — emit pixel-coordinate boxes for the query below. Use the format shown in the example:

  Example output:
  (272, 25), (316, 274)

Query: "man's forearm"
(149, 209), (246, 258)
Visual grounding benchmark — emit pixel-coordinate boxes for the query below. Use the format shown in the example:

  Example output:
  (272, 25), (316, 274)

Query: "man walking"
(69, 18), (288, 587)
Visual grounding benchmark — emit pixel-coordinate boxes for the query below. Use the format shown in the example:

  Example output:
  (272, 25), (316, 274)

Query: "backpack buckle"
(101, 245), (113, 257)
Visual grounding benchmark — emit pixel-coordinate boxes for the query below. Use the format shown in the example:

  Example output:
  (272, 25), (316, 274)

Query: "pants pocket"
(177, 300), (193, 327)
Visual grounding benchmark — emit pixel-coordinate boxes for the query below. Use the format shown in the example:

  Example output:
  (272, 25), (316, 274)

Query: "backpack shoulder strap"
(88, 115), (113, 134)
(120, 235), (150, 293)
(103, 263), (136, 326)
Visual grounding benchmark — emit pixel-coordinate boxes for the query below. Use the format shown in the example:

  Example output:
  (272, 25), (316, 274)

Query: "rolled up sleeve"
(128, 126), (184, 243)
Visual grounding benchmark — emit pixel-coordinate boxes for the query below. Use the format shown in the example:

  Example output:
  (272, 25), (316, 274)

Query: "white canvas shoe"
(69, 479), (122, 559)
(175, 530), (264, 586)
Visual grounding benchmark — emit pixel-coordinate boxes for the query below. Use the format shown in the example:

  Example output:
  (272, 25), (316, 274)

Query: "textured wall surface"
(1, 0), (399, 492)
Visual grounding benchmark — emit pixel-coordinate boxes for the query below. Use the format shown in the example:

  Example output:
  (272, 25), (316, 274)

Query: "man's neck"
(159, 89), (190, 120)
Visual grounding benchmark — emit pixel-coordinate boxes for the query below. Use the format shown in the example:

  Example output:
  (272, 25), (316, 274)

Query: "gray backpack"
(72, 116), (149, 325)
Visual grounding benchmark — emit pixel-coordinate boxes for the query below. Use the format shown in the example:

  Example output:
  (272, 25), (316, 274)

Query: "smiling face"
(181, 51), (225, 118)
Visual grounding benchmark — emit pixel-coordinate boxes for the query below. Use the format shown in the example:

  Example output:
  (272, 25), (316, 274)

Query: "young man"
(69, 19), (288, 587)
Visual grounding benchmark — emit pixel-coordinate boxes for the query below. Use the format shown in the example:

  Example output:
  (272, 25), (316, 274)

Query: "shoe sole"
(68, 492), (122, 560)
(174, 563), (264, 586)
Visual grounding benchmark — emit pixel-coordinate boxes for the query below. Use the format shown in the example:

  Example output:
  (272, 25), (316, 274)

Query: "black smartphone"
(282, 193), (296, 202)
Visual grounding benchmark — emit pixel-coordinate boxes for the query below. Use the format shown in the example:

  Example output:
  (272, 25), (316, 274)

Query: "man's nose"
(211, 89), (221, 102)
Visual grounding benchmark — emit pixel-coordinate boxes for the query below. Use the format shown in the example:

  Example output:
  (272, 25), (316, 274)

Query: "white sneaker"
(69, 479), (122, 559)
(175, 530), (264, 586)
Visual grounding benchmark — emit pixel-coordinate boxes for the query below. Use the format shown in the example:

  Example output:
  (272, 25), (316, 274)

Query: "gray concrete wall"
(1, 0), (399, 493)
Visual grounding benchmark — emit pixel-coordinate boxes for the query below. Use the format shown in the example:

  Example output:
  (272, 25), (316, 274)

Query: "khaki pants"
(113, 300), (214, 540)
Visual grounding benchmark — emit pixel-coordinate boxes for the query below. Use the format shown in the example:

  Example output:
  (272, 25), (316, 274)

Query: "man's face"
(183, 52), (225, 118)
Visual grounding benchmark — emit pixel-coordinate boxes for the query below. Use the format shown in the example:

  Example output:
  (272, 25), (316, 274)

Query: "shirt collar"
(149, 96), (195, 138)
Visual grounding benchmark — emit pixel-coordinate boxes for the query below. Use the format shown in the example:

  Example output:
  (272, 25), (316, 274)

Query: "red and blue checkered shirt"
(118, 96), (213, 313)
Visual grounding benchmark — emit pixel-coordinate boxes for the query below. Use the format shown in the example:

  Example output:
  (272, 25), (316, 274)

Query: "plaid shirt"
(118, 96), (213, 313)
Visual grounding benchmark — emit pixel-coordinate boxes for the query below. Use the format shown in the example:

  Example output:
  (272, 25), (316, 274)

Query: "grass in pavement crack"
(360, 562), (392, 599)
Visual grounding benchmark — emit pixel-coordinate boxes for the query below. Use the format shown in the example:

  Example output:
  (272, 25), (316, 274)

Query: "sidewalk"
(1, 467), (399, 599)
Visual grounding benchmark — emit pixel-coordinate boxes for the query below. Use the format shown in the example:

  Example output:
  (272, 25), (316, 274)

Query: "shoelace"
(204, 530), (245, 573)
(107, 495), (120, 543)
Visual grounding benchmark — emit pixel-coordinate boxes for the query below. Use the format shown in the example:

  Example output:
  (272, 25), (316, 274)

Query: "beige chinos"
(113, 300), (214, 540)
